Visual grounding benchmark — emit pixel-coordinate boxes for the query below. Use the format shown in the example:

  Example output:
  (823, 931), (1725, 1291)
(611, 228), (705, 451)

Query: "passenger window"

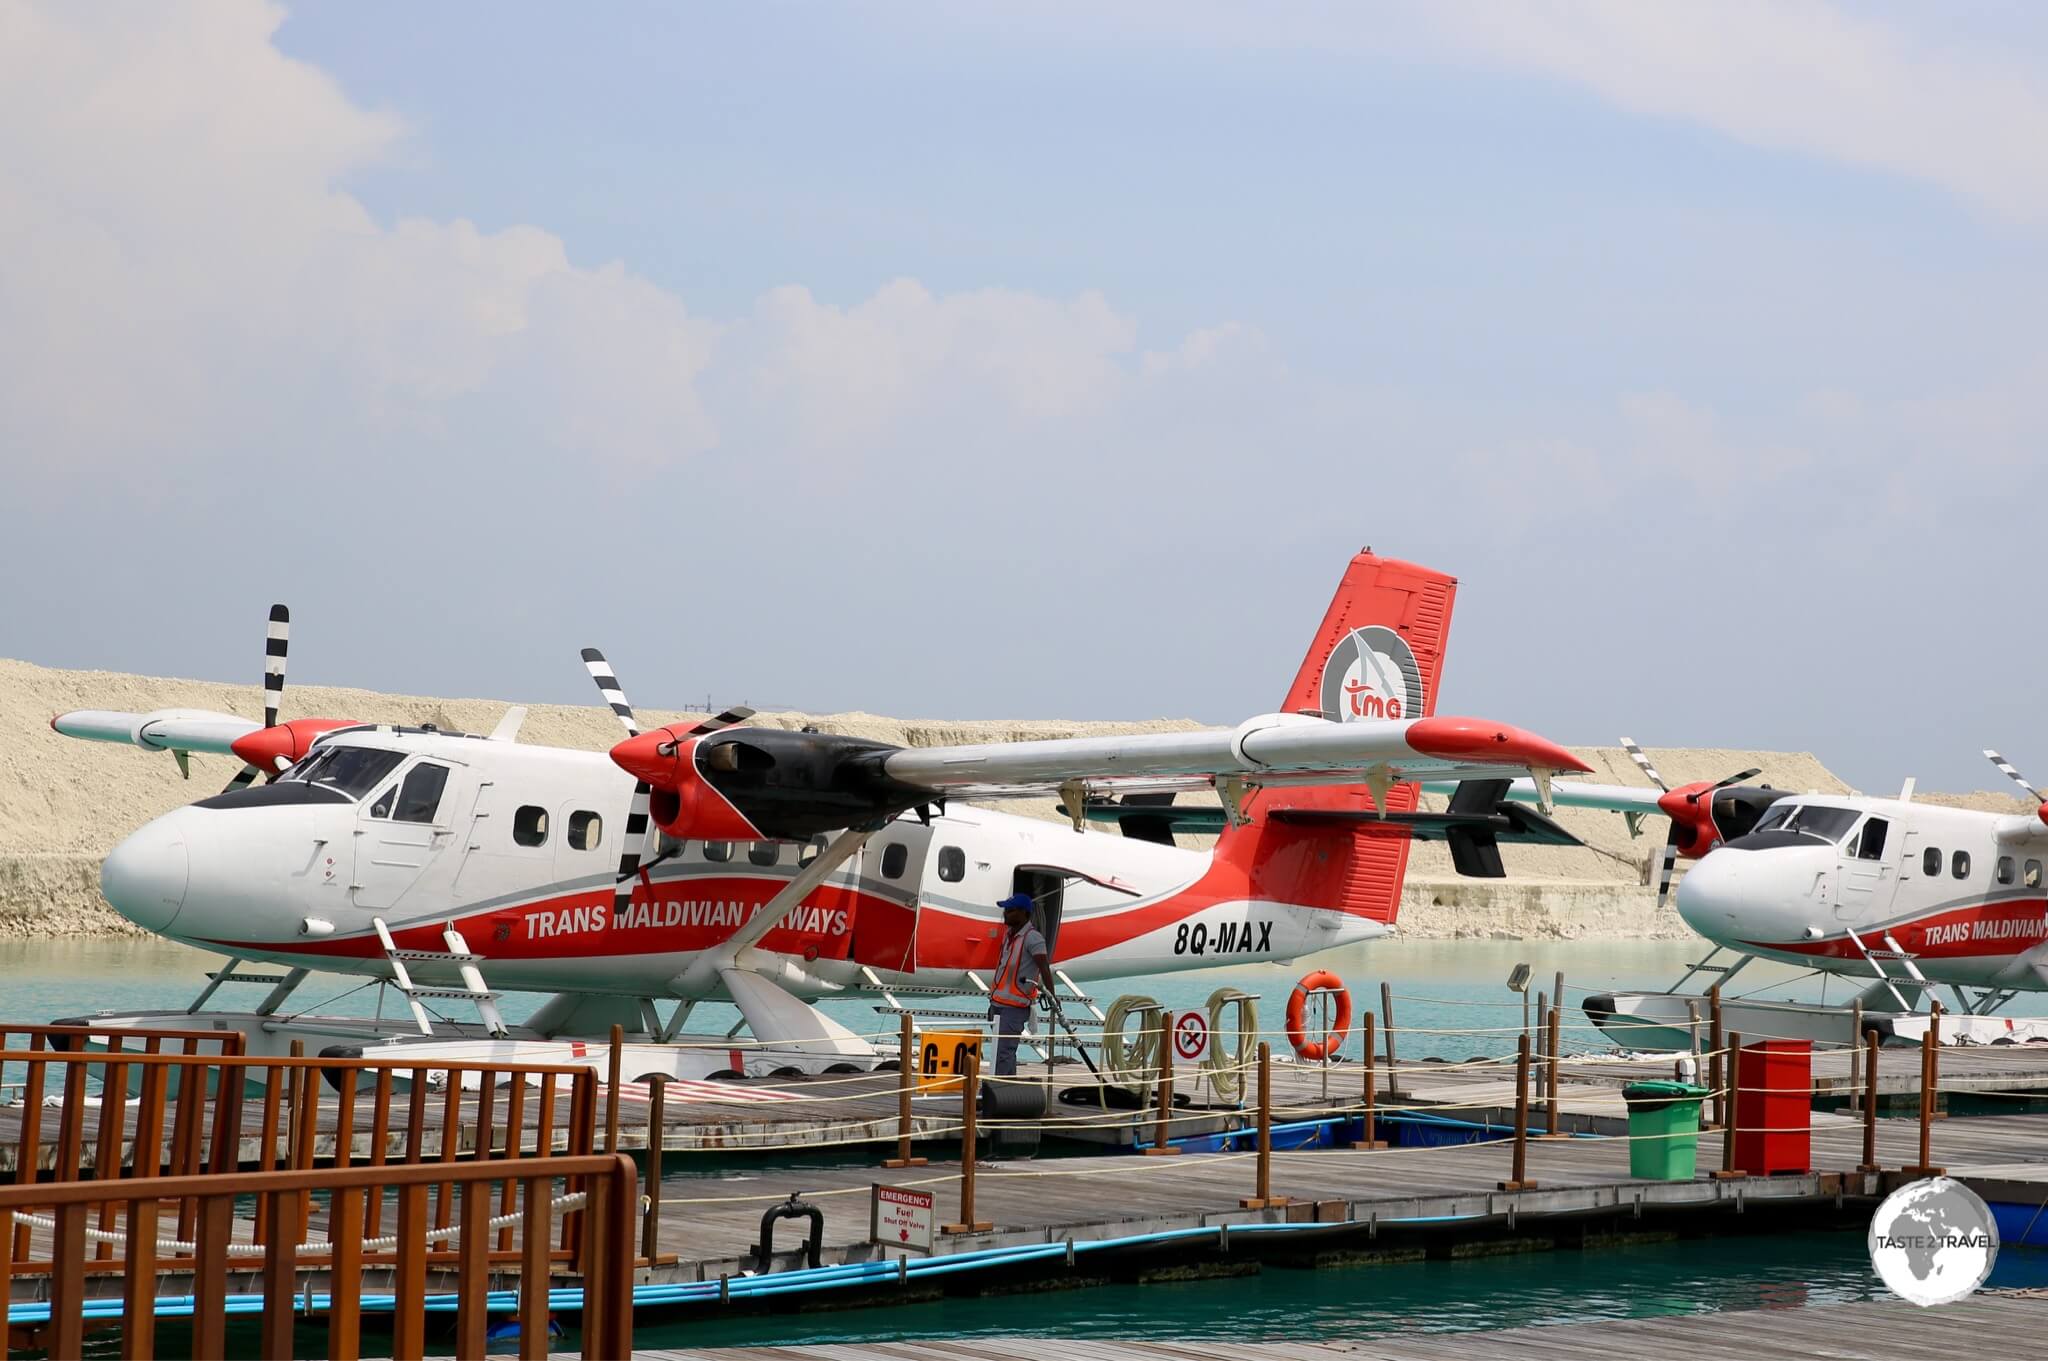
(1854, 818), (1887, 862)
(1923, 847), (1941, 876)
(513, 806), (549, 847)
(2028, 860), (2043, 889)
(1998, 856), (2016, 886)
(799, 835), (826, 868)
(393, 764), (450, 824)
(880, 842), (908, 880)
(704, 842), (733, 863)
(567, 811), (602, 851)
(937, 846), (966, 882)
(749, 841), (780, 867)
(1953, 850), (1971, 880)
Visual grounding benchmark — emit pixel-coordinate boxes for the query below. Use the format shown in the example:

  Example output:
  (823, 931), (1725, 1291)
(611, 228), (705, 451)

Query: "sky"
(4, 1), (2048, 795)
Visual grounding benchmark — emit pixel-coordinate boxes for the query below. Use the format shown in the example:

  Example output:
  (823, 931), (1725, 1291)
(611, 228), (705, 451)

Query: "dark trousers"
(991, 1004), (1031, 1076)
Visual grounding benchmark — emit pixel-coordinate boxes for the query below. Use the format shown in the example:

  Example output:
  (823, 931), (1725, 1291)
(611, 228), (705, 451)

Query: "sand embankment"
(0, 656), (1876, 941)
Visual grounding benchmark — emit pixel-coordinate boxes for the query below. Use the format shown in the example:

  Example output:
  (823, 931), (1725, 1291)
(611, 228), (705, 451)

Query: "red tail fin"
(1215, 551), (1457, 926)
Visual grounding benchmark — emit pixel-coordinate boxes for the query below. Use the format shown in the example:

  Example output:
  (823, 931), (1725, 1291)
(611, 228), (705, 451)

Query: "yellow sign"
(916, 1030), (984, 1093)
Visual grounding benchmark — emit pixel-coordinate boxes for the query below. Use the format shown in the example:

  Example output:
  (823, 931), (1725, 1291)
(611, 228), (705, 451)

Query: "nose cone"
(101, 815), (190, 933)
(1674, 849), (1745, 939)
(610, 729), (682, 787)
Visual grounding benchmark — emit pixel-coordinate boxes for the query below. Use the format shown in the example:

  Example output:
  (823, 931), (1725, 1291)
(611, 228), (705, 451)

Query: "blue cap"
(997, 893), (1034, 912)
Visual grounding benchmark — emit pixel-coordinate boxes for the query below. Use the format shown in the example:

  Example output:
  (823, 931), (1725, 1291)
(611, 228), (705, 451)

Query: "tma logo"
(1321, 626), (1424, 723)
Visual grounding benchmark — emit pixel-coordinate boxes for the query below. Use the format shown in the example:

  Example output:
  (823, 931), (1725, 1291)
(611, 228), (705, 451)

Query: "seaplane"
(1461, 748), (2048, 1050)
(50, 550), (1591, 1082)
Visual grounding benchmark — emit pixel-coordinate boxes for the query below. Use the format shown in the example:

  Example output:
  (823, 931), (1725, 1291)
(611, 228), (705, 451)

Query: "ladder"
(372, 918), (508, 1038)
(1844, 925), (1921, 1012)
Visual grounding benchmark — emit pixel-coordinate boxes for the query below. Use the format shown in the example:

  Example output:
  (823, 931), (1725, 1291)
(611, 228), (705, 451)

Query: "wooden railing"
(1, 1153), (637, 1360)
(5, 1041), (608, 1290)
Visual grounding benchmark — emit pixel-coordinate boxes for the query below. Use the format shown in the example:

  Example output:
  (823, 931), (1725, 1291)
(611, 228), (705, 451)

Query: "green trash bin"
(1621, 1080), (1709, 1179)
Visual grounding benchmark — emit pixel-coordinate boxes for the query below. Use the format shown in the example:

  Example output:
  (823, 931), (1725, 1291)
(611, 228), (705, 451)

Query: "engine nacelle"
(610, 726), (929, 841)
(1659, 781), (1787, 858)
(230, 718), (360, 773)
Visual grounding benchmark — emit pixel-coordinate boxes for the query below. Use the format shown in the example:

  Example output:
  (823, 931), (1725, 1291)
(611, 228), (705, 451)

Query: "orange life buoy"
(1285, 970), (1352, 1061)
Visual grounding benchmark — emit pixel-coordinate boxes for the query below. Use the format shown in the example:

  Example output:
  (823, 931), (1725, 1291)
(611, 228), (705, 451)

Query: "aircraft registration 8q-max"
(54, 551), (1590, 1061)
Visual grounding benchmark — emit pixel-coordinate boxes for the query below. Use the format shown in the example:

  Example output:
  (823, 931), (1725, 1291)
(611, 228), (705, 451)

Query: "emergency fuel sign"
(871, 1183), (935, 1253)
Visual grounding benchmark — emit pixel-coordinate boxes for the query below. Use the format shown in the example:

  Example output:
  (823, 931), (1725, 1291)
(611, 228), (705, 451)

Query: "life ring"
(1285, 970), (1352, 1061)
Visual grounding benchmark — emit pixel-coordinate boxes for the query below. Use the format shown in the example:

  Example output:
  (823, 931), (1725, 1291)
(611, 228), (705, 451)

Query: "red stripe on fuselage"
(1751, 899), (2048, 960)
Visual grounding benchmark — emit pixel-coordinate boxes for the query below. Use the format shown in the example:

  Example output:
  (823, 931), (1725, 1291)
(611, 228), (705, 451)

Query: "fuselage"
(1676, 794), (2048, 991)
(101, 726), (1388, 1001)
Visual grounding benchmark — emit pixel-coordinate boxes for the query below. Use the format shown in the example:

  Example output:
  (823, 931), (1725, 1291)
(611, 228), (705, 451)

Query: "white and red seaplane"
(52, 551), (1591, 1078)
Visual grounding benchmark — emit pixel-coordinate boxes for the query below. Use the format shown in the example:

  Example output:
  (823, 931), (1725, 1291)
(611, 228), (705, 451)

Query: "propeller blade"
(221, 763), (262, 795)
(582, 647), (656, 924)
(1985, 749), (2044, 804)
(263, 604), (289, 729)
(1620, 737), (1669, 793)
(580, 647), (642, 739)
(1655, 827), (1682, 910)
(677, 705), (756, 738)
(1687, 766), (1766, 802)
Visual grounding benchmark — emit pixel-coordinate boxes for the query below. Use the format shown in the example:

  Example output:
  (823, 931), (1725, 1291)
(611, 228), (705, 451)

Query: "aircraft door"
(1013, 867), (1066, 963)
(353, 759), (461, 912)
(848, 824), (931, 972)
(1837, 814), (1899, 921)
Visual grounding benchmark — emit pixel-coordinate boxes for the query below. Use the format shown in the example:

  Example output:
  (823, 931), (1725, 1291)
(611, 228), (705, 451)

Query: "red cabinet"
(1733, 1039), (1811, 1175)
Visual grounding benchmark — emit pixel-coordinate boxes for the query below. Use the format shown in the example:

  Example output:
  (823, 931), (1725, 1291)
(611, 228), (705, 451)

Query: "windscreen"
(1780, 804), (1861, 843)
(283, 745), (406, 799)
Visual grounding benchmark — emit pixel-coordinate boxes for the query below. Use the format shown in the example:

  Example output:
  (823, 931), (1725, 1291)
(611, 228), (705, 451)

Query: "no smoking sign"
(1172, 1009), (1210, 1062)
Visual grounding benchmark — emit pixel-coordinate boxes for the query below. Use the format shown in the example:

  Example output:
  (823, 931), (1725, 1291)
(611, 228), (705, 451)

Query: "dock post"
(1857, 1027), (1881, 1175)
(605, 1022), (623, 1154)
(642, 1075), (667, 1263)
(1240, 1041), (1288, 1207)
(1541, 1004), (1564, 1138)
(1713, 1031), (1747, 1180)
(1707, 985), (1725, 1130)
(1380, 982), (1404, 1099)
(1349, 1011), (1387, 1148)
(1850, 1000), (1864, 1115)
(941, 1050), (991, 1233)
(1145, 1040), (1181, 1156)
(883, 1013), (926, 1169)
(1497, 1033), (1536, 1191)
(1904, 1005), (1945, 1177)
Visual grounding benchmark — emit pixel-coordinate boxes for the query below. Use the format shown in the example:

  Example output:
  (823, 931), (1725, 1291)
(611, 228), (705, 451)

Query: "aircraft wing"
(880, 713), (1590, 801)
(52, 709), (260, 757)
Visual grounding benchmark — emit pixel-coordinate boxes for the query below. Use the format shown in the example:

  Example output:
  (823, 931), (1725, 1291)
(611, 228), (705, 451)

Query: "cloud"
(1410, 0), (2048, 224)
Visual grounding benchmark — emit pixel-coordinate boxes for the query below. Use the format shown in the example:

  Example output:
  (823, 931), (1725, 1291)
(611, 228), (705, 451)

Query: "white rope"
(11, 1191), (589, 1258)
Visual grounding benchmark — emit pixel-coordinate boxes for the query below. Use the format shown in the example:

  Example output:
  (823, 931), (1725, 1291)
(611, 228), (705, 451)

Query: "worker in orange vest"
(988, 892), (1051, 1077)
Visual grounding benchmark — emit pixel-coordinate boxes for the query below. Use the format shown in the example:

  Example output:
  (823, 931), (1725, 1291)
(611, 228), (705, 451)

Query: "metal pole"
(941, 1051), (991, 1233)
(1544, 1004), (1562, 1138)
(1319, 990), (1330, 1104)
(1380, 981), (1402, 1099)
(1849, 999), (1864, 1115)
(1858, 1027), (1881, 1175)
(1534, 990), (1547, 1102)
(1498, 1033), (1535, 1191)
(884, 1013), (925, 1169)
(1714, 1031), (1745, 1180)
(1707, 985), (1725, 1131)
(605, 1023), (623, 1154)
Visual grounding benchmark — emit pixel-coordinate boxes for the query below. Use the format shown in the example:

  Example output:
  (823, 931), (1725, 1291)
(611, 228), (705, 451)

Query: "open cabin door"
(1013, 867), (1066, 962)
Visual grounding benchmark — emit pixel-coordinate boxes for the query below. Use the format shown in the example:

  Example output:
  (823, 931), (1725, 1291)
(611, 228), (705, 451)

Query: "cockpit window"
(1849, 817), (1888, 862)
(1752, 805), (1796, 834)
(1777, 805), (1861, 843)
(282, 746), (405, 800)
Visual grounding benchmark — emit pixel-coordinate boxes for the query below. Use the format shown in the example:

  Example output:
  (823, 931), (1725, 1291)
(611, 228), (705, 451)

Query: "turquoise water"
(20, 933), (2042, 1064)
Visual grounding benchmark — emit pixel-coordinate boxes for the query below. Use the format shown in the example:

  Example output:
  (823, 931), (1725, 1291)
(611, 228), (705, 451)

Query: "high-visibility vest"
(990, 927), (1044, 1008)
